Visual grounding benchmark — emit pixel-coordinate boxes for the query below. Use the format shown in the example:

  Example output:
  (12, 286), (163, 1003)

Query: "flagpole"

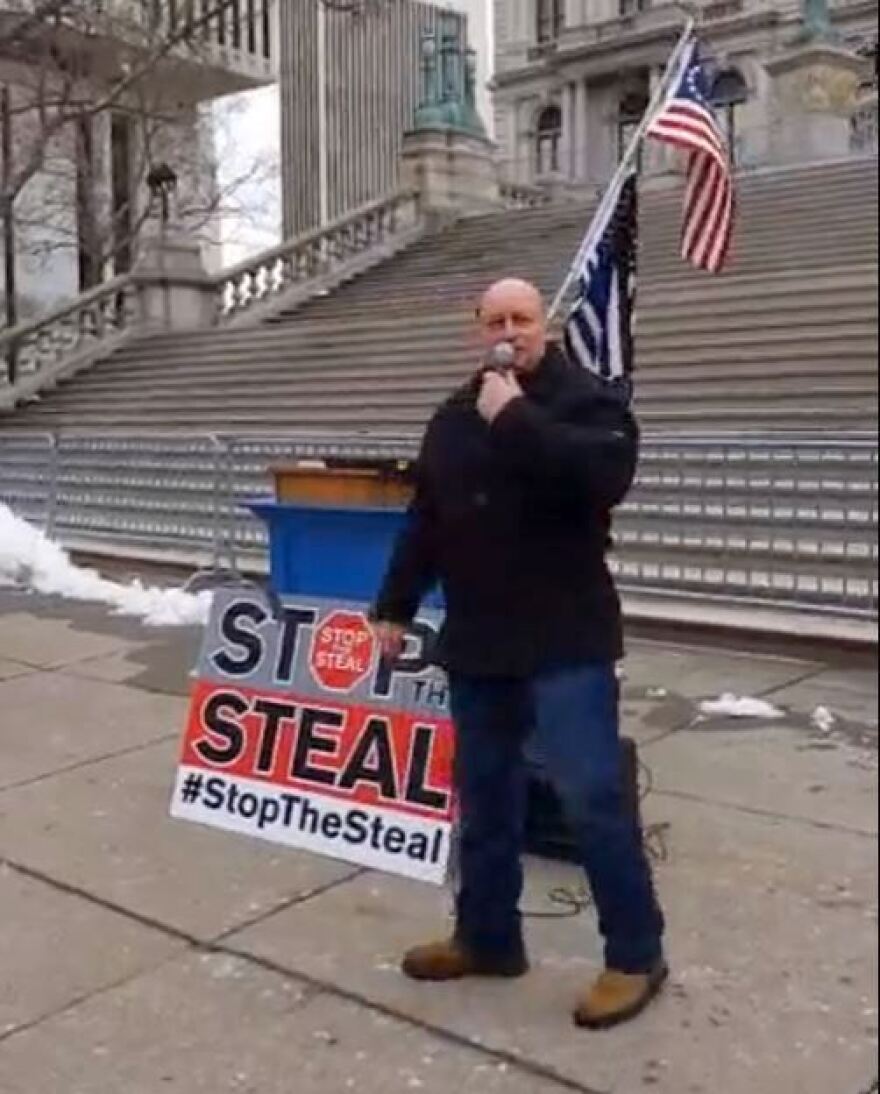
(547, 16), (696, 322)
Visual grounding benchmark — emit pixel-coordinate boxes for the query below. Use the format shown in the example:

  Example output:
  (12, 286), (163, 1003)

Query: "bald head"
(476, 278), (548, 374)
(479, 278), (545, 318)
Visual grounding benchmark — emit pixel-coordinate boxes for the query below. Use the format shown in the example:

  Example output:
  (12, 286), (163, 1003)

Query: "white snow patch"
(698, 693), (786, 720)
(0, 503), (211, 627)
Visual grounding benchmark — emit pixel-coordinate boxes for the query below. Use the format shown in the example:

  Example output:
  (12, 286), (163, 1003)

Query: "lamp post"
(146, 162), (177, 329)
(2, 84), (18, 386)
(146, 161), (178, 227)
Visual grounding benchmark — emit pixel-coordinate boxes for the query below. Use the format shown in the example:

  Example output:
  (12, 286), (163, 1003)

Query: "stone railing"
(214, 190), (423, 323)
(0, 275), (143, 410)
(0, 0), (276, 84)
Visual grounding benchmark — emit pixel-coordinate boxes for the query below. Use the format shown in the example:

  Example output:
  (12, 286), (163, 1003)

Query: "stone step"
(71, 355), (878, 397)
(11, 400), (875, 433)
(32, 382), (871, 420)
(276, 297), (879, 331)
(106, 309), (880, 358)
(410, 219), (873, 260)
(109, 319), (879, 360)
(137, 294), (877, 350)
(22, 378), (880, 414)
(14, 399), (876, 434)
(49, 366), (878, 409)
(35, 388), (875, 428)
(392, 230), (878, 265)
(308, 245), (879, 291)
(71, 346), (879, 387)
(328, 247), (880, 288)
(5, 158), (877, 442)
(285, 266), (879, 312)
(444, 186), (878, 237)
(416, 208), (877, 241)
(93, 339), (879, 382)
(314, 222), (878, 259)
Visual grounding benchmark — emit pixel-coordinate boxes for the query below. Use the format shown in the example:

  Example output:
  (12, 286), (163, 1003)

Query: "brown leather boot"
(401, 938), (529, 982)
(573, 961), (668, 1029)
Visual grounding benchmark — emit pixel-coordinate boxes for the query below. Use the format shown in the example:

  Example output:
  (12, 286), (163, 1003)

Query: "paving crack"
(0, 855), (606, 1094)
(653, 787), (877, 838)
(59, 664), (193, 700)
(0, 733), (178, 797)
(0, 963), (181, 1051)
(755, 665), (827, 701)
(212, 867), (368, 943)
(213, 940), (609, 1094)
(0, 669), (41, 685)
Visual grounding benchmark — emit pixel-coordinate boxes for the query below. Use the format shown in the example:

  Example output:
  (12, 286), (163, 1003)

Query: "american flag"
(645, 39), (735, 273)
(564, 170), (638, 397)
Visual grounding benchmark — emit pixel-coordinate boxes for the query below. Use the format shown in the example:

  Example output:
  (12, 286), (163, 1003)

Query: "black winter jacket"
(372, 343), (639, 676)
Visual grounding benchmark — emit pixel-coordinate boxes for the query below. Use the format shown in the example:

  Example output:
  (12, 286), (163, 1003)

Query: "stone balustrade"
(0, 276), (142, 406)
(214, 191), (422, 321)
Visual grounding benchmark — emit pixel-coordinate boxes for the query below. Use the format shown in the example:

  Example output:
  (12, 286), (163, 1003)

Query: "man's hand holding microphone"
(476, 341), (523, 424)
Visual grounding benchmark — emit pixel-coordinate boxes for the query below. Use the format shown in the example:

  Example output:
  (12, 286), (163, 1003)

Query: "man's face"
(477, 280), (548, 374)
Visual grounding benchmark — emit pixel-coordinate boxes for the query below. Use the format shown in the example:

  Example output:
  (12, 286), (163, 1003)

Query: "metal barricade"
(1, 429), (877, 619)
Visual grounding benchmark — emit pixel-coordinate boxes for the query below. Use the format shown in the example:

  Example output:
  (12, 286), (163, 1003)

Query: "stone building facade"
(492, 0), (877, 188)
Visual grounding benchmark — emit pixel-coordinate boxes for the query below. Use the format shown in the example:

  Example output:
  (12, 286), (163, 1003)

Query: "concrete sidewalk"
(0, 587), (876, 1094)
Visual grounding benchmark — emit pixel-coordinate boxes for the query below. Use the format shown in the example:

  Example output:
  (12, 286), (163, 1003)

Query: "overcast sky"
(217, 84), (282, 266)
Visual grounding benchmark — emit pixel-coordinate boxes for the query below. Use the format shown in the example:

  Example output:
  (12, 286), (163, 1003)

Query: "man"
(370, 278), (666, 1029)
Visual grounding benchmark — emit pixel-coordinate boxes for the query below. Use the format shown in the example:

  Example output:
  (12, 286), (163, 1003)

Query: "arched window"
(617, 88), (649, 165)
(710, 67), (748, 163)
(535, 105), (562, 175)
(536, 0), (565, 44)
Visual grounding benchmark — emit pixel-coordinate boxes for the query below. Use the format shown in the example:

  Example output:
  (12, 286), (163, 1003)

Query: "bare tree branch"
(0, 1), (70, 53)
(2, 0), (249, 203)
(1, 0), (280, 320)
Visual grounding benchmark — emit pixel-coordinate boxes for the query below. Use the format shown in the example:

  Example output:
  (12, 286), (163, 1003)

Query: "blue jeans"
(449, 663), (664, 974)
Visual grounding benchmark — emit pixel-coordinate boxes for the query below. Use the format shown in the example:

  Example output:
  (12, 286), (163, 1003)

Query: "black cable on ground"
(521, 757), (670, 920)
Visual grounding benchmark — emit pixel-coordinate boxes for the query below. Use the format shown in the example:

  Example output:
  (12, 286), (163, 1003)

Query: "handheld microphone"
(466, 341), (516, 401)
(485, 341), (516, 375)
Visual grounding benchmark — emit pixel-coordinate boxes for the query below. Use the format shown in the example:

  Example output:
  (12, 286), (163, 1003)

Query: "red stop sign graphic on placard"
(309, 610), (377, 692)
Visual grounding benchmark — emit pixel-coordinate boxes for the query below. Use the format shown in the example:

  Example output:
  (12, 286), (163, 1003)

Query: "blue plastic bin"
(247, 498), (442, 608)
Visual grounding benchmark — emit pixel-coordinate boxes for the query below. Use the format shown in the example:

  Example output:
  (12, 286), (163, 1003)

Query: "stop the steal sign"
(171, 590), (454, 884)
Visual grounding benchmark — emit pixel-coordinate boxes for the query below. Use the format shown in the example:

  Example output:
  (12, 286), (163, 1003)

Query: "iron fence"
(0, 430), (877, 619)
